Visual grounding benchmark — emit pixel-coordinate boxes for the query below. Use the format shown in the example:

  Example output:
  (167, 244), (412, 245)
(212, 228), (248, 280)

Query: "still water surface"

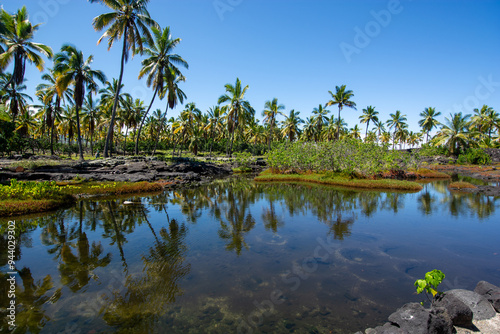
(1, 177), (499, 333)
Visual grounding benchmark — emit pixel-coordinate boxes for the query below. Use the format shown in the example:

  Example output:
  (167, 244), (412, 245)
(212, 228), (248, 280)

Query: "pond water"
(1, 177), (500, 333)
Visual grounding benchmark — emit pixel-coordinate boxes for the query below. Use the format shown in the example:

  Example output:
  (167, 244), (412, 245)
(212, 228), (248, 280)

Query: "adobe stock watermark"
(237, 235), (338, 334)
(340, 0), (412, 64)
(31, 0), (71, 25)
(213, 0), (244, 21)
(445, 74), (499, 115)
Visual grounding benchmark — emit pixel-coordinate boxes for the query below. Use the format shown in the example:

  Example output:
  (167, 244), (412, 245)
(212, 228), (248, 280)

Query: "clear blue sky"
(2, 0), (500, 134)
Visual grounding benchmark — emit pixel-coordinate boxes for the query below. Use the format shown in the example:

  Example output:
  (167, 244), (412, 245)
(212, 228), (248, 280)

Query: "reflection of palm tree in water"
(0, 268), (61, 333)
(103, 216), (190, 331)
(327, 213), (354, 240)
(262, 200), (284, 233)
(59, 231), (112, 292)
(418, 184), (436, 215)
(217, 186), (256, 255)
(59, 201), (112, 292)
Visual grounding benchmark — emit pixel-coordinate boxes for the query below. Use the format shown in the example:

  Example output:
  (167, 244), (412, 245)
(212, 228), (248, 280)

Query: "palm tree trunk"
(365, 121), (369, 140)
(152, 106), (168, 156)
(90, 130), (94, 157)
(337, 106), (341, 140)
(75, 105), (85, 161)
(123, 128), (129, 156)
(135, 88), (158, 155)
(104, 26), (128, 158)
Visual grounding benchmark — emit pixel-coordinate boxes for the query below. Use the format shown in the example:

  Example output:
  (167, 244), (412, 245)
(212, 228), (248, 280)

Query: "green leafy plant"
(457, 148), (491, 165)
(233, 152), (253, 169)
(414, 269), (445, 305)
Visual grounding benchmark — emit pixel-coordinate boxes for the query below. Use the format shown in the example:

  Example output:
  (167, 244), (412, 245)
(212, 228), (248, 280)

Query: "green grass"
(0, 180), (164, 217)
(232, 167), (253, 173)
(0, 197), (75, 217)
(254, 170), (423, 191)
(448, 181), (477, 190)
(57, 181), (163, 197)
(416, 168), (451, 179)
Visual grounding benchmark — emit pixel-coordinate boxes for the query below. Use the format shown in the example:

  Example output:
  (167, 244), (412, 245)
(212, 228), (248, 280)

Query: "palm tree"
(36, 69), (72, 155)
(386, 110), (407, 149)
(325, 85), (357, 140)
(262, 98), (285, 150)
(0, 74), (32, 123)
(135, 25), (188, 155)
(148, 69), (186, 156)
(418, 107), (441, 142)
(349, 124), (362, 140)
(359, 105), (379, 139)
(281, 109), (303, 142)
(82, 93), (101, 156)
(312, 104), (330, 141)
(99, 79), (131, 151)
(432, 112), (472, 155)
(373, 119), (386, 144)
(470, 105), (499, 140)
(54, 45), (106, 161)
(91, 0), (158, 157)
(301, 116), (315, 141)
(205, 106), (224, 156)
(218, 78), (254, 156)
(0, 6), (53, 90)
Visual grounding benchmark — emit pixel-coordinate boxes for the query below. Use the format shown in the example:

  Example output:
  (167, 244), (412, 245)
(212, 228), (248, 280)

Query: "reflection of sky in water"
(1, 177), (500, 333)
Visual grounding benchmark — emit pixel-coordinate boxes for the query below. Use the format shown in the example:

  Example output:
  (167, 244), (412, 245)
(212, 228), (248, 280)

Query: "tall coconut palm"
(349, 124), (362, 140)
(325, 85), (356, 140)
(146, 69), (186, 156)
(82, 93), (101, 156)
(262, 98), (285, 150)
(432, 112), (471, 155)
(0, 6), (53, 90)
(0, 74), (32, 123)
(373, 119), (386, 144)
(359, 105), (379, 139)
(36, 69), (72, 155)
(205, 105), (224, 156)
(91, 0), (158, 157)
(99, 79), (130, 149)
(135, 25), (188, 155)
(218, 78), (254, 156)
(281, 109), (303, 142)
(54, 45), (106, 161)
(484, 107), (499, 140)
(386, 110), (407, 149)
(418, 107), (441, 142)
(471, 105), (498, 140)
(311, 104), (330, 142)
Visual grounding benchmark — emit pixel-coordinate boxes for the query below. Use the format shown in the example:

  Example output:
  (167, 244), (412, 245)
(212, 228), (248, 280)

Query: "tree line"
(1, 2), (499, 160)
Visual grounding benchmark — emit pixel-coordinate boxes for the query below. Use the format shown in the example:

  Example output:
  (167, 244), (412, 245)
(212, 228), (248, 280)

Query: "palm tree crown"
(418, 107), (441, 142)
(325, 85), (356, 140)
(0, 6), (53, 89)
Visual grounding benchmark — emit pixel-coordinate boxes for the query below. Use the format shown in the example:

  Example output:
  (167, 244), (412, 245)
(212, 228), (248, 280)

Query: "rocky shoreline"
(0, 156), (266, 188)
(356, 281), (500, 334)
(0, 153), (499, 195)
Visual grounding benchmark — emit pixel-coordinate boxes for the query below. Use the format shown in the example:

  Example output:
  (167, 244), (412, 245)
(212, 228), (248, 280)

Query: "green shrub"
(266, 139), (419, 177)
(0, 179), (63, 200)
(457, 148), (491, 165)
(233, 152), (253, 169)
(419, 144), (449, 157)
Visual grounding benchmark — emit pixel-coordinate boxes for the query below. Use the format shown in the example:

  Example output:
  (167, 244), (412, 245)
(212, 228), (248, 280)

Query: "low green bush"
(457, 148), (491, 165)
(0, 179), (63, 200)
(266, 139), (420, 177)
